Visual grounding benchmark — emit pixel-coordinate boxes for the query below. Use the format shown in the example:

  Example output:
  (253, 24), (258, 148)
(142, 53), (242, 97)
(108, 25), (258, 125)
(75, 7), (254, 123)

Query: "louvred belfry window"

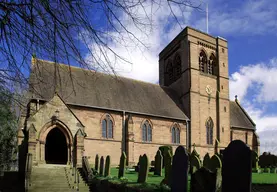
(102, 114), (113, 139)
(175, 54), (182, 78)
(166, 61), (173, 82)
(199, 50), (207, 72)
(209, 54), (216, 75)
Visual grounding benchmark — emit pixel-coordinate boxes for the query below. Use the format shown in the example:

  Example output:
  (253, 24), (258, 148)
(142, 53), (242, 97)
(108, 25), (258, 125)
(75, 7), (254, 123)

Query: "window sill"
(200, 72), (217, 79)
(101, 137), (114, 140)
(142, 141), (152, 143)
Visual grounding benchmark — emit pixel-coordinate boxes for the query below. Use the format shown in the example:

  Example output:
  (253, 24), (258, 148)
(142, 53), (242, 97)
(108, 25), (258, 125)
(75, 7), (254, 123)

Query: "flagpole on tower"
(206, 2), (209, 34)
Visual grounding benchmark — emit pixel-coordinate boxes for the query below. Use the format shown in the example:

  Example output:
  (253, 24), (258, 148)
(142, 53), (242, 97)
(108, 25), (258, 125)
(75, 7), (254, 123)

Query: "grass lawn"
(94, 167), (277, 185)
(252, 173), (277, 184)
(110, 167), (165, 185)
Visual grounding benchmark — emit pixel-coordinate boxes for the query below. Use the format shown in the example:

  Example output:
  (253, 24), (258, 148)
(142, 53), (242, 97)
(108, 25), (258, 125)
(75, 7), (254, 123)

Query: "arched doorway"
(45, 128), (68, 164)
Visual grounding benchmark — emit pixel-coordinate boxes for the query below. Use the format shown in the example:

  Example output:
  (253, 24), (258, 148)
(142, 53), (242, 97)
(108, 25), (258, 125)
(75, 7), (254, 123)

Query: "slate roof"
(229, 101), (256, 130)
(29, 59), (188, 120)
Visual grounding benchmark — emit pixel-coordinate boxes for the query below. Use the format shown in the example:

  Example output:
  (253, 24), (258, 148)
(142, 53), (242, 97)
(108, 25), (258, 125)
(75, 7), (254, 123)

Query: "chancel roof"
(229, 101), (256, 130)
(29, 59), (189, 120)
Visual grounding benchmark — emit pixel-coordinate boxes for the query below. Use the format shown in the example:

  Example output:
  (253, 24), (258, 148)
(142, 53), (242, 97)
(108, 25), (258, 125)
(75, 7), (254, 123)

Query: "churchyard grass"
(252, 173), (277, 184)
(109, 167), (276, 185)
(110, 168), (166, 185)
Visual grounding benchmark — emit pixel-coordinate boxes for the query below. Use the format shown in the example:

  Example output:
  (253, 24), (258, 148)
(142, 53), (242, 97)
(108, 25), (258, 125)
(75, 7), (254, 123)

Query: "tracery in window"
(209, 53), (216, 75)
(206, 117), (213, 145)
(171, 125), (180, 144)
(199, 50), (207, 72)
(166, 61), (173, 82)
(174, 54), (182, 78)
(101, 114), (113, 139)
(142, 120), (152, 142)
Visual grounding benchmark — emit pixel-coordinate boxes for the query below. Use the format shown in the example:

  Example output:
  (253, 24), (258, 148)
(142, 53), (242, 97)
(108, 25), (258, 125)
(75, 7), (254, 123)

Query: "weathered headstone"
(191, 167), (222, 192)
(209, 154), (222, 173)
(222, 140), (252, 192)
(171, 146), (189, 192)
(251, 150), (259, 169)
(99, 156), (104, 176)
(95, 154), (99, 172)
(203, 153), (211, 169)
(154, 150), (163, 176)
(190, 151), (202, 173)
(118, 152), (126, 178)
(161, 148), (173, 186)
(104, 155), (111, 177)
(137, 154), (149, 183)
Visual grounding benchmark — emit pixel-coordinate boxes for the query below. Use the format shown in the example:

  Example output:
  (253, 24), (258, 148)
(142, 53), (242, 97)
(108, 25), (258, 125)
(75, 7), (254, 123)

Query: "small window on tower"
(222, 48), (225, 53)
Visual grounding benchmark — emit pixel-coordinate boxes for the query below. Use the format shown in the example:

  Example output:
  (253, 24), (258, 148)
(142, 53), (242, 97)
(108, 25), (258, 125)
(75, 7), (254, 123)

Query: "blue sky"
(84, 0), (277, 154)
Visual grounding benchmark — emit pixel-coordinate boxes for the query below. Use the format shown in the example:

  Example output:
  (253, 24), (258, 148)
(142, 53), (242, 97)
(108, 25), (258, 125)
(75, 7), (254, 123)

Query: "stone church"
(18, 27), (260, 167)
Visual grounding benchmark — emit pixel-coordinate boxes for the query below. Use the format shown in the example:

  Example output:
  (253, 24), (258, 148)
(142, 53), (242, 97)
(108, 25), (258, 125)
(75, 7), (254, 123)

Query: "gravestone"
(222, 140), (251, 192)
(190, 151), (201, 173)
(99, 156), (104, 176)
(137, 154), (149, 183)
(191, 167), (222, 192)
(161, 149), (172, 186)
(154, 150), (163, 176)
(171, 146), (189, 192)
(251, 151), (259, 169)
(104, 155), (111, 177)
(210, 154), (222, 173)
(118, 152), (126, 178)
(203, 153), (211, 169)
(95, 154), (99, 172)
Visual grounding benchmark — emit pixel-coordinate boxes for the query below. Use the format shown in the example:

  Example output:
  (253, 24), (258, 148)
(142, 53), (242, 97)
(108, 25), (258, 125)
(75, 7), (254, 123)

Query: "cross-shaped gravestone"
(222, 140), (251, 192)
(171, 146), (189, 192)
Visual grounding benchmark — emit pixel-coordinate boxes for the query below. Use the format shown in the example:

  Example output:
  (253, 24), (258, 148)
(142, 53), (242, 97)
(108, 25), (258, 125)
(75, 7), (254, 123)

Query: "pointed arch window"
(142, 120), (152, 142)
(174, 54), (182, 79)
(206, 117), (213, 145)
(199, 50), (207, 72)
(166, 61), (174, 82)
(209, 54), (216, 75)
(171, 125), (180, 144)
(102, 114), (113, 139)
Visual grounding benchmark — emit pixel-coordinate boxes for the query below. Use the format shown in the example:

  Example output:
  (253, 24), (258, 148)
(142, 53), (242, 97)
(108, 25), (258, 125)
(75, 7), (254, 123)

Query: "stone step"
(29, 164), (90, 192)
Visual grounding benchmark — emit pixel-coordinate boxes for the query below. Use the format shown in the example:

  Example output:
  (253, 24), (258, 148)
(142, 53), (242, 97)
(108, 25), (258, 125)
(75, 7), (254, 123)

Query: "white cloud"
(230, 58), (277, 103)
(85, 1), (193, 83)
(229, 58), (277, 154)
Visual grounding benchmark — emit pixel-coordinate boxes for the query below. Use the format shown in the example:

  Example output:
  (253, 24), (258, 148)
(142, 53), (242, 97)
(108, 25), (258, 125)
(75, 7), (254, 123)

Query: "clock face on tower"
(206, 85), (212, 95)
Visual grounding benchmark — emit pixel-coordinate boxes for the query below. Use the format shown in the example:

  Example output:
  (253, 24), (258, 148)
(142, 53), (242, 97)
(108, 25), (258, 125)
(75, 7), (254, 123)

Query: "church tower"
(159, 27), (230, 156)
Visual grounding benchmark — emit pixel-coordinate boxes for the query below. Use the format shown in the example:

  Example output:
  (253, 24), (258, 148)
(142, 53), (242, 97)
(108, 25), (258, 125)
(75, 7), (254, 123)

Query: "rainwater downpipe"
(186, 120), (191, 153)
(122, 111), (126, 153)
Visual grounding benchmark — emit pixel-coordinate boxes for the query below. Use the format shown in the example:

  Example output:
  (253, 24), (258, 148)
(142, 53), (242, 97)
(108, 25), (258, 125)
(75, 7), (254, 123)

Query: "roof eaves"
(231, 125), (256, 131)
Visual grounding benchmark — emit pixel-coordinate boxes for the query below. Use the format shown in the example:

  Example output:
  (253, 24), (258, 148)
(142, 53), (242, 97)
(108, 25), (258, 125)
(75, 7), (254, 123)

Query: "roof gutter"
(29, 98), (189, 121)
(65, 102), (189, 121)
(185, 120), (191, 153)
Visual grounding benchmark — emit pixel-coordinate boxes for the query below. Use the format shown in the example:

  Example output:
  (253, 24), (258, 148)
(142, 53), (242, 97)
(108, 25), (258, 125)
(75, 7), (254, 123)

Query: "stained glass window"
(172, 125), (180, 144)
(102, 115), (113, 139)
(142, 120), (152, 142)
